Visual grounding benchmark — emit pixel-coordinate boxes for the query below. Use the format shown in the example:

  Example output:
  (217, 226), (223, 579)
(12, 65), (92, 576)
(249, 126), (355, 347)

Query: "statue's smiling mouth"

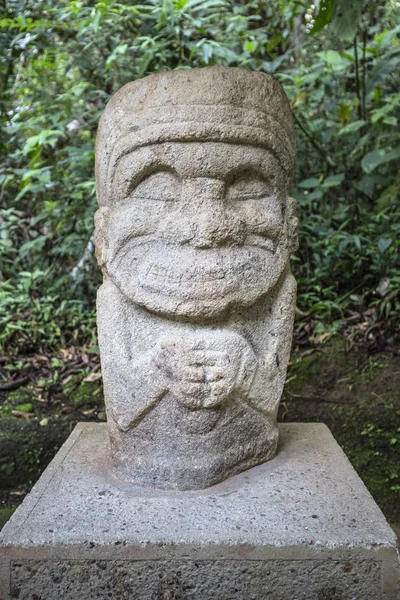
(145, 263), (227, 286)
(108, 233), (279, 295)
(137, 248), (266, 293)
(106, 229), (287, 316)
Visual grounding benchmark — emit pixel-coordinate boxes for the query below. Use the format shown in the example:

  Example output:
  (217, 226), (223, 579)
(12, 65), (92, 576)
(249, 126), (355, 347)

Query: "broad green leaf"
(383, 117), (397, 126)
(183, 0), (227, 10)
(322, 173), (345, 188)
(353, 175), (385, 199)
(262, 53), (289, 73)
(202, 42), (213, 63)
(379, 147), (400, 169)
(105, 43), (129, 69)
(366, 53), (400, 94)
(362, 148), (400, 174)
(138, 51), (153, 77)
(266, 34), (282, 52)
(374, 25), (400, 49)
(330, 0), (364, 41)
(376, 182), (400, 211)
(361, 150), (386, 174)
(91, 9), (102, 32)
(316, 50), (345, 65)
(338, 120), (365, 135)
(353, 235), (361, 251)
(307, 190), (323, 201)
(22, 130), (63, 155)
(338, 104), (352, 124)
(341, 51), (355, 62)
(311, 0), (338, 35)
(377, 238), (393, 253)
(297, 178), (321, 189)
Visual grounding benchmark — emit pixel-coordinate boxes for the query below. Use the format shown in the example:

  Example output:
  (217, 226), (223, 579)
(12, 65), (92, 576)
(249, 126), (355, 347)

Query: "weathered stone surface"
(95, 67), (298, 489)
(1, 423), (399, 599)
(5, 559), (385, 599)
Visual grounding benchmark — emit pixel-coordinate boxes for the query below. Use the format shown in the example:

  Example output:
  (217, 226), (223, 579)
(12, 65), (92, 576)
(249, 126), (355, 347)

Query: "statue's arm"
(244, 268), (297, 416)
(108, 354), (168, 431)
(97, 280), (169, 431)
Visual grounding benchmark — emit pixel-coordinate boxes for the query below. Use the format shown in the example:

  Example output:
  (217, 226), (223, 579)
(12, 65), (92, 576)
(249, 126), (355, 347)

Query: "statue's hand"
(152, 331), (257, 410)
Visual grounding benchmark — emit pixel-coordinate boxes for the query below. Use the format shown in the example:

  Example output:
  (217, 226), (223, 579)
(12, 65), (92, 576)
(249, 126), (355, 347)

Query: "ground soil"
(1, 335), (399, 534)
(279, 337), (400, 530)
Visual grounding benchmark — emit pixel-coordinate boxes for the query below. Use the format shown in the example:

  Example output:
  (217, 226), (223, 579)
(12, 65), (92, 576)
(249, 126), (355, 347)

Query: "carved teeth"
(145, 263), (226, 285)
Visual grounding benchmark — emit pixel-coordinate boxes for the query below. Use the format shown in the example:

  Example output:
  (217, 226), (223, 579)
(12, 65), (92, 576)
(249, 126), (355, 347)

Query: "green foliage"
(0, 0), (399, 353)
(0, 269), (97, 354)
(287, 2), (400, 318)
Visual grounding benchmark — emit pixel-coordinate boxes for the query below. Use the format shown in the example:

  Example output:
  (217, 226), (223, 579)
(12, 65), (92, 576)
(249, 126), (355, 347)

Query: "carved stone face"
(96, 68), (297, 489)
(96, 141), (297, 319)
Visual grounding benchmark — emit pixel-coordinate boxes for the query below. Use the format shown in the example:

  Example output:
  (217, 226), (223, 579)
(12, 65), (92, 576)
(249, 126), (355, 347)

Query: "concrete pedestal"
(1, 423), (398, 599)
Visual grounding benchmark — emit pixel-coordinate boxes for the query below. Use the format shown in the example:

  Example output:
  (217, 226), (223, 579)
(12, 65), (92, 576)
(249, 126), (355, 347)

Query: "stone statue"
(95, 67), (297, 490)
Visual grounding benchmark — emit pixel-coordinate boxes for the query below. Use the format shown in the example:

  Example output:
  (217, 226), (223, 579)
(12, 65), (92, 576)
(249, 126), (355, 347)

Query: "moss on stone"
(14, 402), (34, 413)
(63, 376), (104, 408)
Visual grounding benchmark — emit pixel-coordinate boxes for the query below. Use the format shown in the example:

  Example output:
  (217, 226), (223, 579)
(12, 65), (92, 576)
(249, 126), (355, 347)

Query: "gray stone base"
(1, 423), (398, 599)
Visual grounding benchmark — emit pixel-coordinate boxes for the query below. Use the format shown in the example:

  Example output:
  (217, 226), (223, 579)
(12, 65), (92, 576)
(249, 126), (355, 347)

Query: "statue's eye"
(226, 172), (273, 201)
(132, 171), (180, 201)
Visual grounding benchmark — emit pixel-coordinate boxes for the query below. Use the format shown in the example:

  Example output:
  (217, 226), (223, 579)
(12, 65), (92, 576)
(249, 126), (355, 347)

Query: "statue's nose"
(181, 178), (245, 248)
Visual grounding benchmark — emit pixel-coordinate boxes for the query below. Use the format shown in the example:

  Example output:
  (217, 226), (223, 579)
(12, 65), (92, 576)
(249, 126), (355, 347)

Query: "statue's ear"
(286, 197), (299, 253)
(94, 207), (111, 268)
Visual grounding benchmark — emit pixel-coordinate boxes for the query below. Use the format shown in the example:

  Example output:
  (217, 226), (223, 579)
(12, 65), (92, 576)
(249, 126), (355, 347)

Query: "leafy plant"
(0, 0), (399, 355)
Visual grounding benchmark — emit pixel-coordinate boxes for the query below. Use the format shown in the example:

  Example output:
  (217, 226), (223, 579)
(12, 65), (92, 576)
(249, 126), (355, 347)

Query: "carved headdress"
(96, 67), (296, 206)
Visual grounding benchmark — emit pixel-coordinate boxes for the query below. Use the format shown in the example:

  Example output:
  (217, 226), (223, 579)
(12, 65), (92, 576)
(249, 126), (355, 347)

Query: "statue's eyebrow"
(224, 160), (278, 184)
(110, 149), (172, 199)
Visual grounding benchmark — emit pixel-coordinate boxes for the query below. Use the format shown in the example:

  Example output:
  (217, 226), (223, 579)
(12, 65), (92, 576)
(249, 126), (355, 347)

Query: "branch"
(292, 112), (337, 168)
(353, 37), (362, 121)
(362, 29), (367, 122)
(70, 234), (95, 281)
(0, 376), (30, 391)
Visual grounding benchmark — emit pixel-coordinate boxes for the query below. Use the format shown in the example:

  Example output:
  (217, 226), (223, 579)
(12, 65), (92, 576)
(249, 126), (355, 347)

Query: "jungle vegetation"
(0, 0), (399, 355)
(0, 0), (399, 525)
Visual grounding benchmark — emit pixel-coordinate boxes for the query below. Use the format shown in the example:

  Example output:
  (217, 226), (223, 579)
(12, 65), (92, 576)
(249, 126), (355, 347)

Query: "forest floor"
(1, 314), (399, 537)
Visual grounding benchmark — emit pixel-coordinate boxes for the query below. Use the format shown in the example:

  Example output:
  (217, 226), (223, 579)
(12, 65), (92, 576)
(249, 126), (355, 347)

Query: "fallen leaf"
(83, 372), (102, 383)
(300, 348), (319, 358)
(81, 408), (96, 415)
(35, 395), (47, 403)
(11, 410), (35, 418)
(311, 333), (330, 344)
(35, 355), (50, 364)
(60, 348), (74, 360)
